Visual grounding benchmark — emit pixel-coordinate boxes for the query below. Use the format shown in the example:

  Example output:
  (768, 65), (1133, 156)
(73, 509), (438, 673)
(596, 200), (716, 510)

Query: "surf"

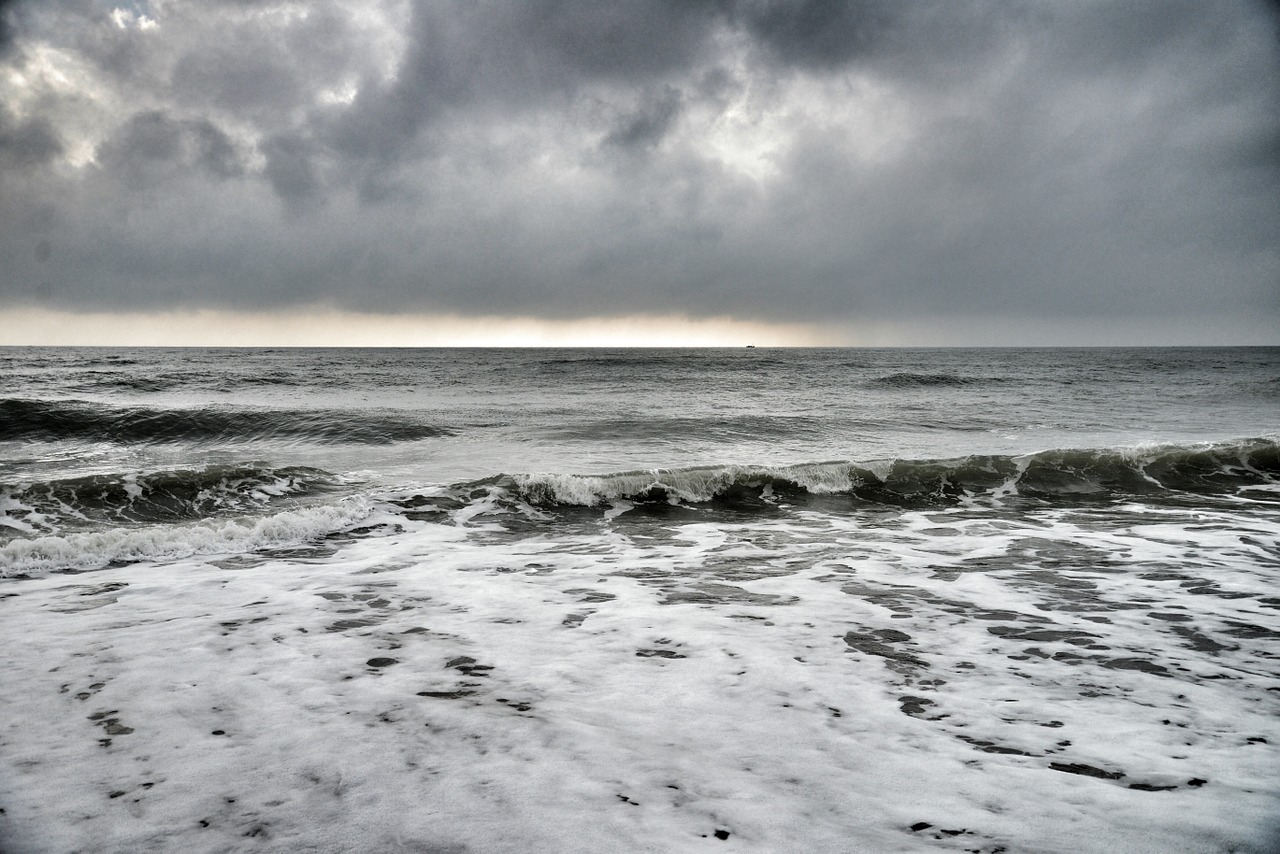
(414, 438), (1280, 512)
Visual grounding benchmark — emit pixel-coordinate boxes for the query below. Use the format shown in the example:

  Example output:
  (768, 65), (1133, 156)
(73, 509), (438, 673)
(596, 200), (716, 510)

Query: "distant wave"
(535, 354), (792, 370)
(63, 367), (381, 393)
(1253, 376), (1280, 397)
(541, 414), (827, 443)
(866, 372), (991, 388)
(392, 438), (1280, 513)
(0, 399), (453, 445)
(65, 372), (186, 393)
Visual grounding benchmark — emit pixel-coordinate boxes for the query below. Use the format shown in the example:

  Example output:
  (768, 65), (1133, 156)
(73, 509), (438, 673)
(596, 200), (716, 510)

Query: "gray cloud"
(734, 0), (901, 69)
(0, 0), (1276, 340)
(261, 132), (323, 206)
(0, 0), (16, 58)
(604, 86), (684, 150)
(0, 107), (62, 168)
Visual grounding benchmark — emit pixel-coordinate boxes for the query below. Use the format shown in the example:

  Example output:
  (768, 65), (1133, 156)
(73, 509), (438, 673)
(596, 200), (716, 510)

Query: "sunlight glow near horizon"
(0, 307), (831, 347)
(1, 307), (1275, 348)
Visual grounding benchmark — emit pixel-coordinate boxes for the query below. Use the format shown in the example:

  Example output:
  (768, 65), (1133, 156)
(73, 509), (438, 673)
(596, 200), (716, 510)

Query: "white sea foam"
(2, 498), (1276, 853)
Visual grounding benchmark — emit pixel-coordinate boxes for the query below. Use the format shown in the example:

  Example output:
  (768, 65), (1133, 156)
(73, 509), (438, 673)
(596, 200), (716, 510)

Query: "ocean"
(1, 346), (1278, 853)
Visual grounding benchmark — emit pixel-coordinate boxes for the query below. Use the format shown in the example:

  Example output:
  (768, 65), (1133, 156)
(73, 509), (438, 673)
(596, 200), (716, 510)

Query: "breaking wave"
(403, 438), (1280, 513)
(0, 500), (375, 577)
(1, 464), (341, 537)
(6, 440), (1276, 576)
(0, 462), (380, 576)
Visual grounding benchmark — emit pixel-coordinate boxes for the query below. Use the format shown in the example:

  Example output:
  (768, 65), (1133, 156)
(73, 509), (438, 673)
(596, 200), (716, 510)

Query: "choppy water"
(1, 347), (1278, 853)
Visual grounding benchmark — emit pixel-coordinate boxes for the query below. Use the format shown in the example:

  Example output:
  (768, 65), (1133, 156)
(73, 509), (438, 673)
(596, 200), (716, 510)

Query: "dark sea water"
(1, 347), (1278, 853)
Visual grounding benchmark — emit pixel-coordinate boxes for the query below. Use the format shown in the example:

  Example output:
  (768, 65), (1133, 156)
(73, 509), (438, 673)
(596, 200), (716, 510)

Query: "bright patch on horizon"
(0, 307), (830, 348)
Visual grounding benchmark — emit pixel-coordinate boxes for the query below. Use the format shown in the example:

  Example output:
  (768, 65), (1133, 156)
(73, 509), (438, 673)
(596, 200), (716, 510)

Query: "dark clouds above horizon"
(1, 0), (1278, 337)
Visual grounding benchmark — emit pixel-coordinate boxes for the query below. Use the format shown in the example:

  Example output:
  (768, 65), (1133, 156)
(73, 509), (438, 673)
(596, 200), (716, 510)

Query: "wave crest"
(1, 464), (339, 537)
(493, 439), (1279, 509)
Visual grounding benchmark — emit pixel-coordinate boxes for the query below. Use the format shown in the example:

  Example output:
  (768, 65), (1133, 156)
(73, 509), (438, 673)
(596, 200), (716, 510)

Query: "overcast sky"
(1, 0), (1277, 345)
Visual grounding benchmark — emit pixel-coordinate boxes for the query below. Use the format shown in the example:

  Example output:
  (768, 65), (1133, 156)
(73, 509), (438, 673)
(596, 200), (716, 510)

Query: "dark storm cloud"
(734, 0), (899, 68)
(261, 132), (324, 206)
(324, 0), (725, 175)
(0, 0), (16, 58)
(0, 0), (1276, 338)
(0, 107), (62, 168)
(604, 86), (684, 150)
(95, 110), (247, 183)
